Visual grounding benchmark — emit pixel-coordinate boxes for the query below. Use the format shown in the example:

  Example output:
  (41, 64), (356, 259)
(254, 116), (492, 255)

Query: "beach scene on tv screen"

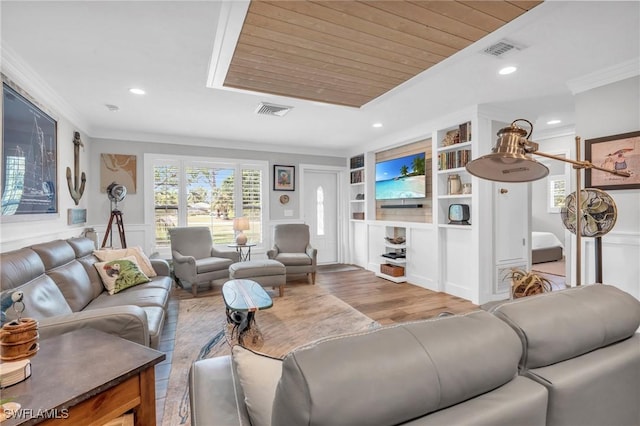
(375, 153), (426, 200)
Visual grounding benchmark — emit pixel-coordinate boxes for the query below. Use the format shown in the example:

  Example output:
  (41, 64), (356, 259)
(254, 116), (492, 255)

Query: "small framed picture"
(273, 165), (295, 191)
(585, 131), (640, 190)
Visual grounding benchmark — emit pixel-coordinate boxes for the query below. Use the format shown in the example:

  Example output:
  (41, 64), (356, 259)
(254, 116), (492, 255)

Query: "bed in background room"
(532, 231), (564, 264)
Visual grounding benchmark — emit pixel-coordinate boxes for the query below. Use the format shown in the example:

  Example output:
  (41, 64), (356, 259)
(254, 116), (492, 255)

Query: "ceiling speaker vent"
(482, 39), (527, 58)
(255, 102), (293, 117)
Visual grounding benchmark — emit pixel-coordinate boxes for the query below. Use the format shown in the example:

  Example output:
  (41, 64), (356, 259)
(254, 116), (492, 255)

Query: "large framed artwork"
(1, 78), (58, 219)
(273, 165), (295, 191)
(585, 131), (640, 190)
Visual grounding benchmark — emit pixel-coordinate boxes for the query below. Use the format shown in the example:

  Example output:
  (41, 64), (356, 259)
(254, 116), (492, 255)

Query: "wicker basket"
(380, 264), (404, 277)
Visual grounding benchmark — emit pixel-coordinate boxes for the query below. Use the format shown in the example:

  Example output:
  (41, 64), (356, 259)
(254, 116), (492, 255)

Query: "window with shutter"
(148, 155), (267, 251)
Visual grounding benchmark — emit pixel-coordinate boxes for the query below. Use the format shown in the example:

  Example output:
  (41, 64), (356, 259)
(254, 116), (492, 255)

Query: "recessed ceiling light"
(498, 66), (517, 75)
(129, 88), (146, 95)
(547, 119), (562, 125)
(372, 123), (383, 128)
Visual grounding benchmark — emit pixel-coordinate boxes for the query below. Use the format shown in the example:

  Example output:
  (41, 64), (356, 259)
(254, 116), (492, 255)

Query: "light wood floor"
(311, 266), (478, 325)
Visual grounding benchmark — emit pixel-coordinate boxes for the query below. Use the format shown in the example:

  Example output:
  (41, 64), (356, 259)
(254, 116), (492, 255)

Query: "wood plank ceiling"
(224, 1), (543, 107)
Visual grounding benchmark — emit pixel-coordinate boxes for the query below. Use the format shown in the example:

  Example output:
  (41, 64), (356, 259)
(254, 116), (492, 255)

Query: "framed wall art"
(67, 208), (87, 225)
(273, 165), (295, 191)
(100, 153), (137, 193)
(585, 131), (640, 190)
(1, 78), (58, 219)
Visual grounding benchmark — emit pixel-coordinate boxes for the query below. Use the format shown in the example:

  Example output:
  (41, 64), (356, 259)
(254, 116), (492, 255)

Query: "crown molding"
(567, 58), (640, 95)
(1, 43), (90, 133)
(531, 124), (575, 141)
(90, 127), (349, 157)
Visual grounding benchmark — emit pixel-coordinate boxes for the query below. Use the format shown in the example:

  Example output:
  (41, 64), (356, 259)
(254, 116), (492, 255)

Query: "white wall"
(88, 138), (344, 223)
(575, 76), (640, 298)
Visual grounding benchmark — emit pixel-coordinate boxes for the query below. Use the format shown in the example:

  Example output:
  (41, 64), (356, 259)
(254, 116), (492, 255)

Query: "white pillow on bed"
(531, 231), (564, 250)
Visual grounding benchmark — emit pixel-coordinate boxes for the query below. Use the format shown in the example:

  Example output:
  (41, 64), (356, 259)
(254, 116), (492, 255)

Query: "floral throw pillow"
(94, 256), (150, 295)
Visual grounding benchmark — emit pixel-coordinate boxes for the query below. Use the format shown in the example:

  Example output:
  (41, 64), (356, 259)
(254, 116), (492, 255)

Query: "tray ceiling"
(224, 0), (543, 107)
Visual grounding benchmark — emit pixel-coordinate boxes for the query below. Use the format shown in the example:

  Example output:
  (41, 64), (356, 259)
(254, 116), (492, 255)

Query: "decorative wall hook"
(66, 131), (86, 205)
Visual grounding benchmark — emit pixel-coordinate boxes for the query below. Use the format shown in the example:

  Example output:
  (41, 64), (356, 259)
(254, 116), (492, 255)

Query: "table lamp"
(233, 217), (250, 245)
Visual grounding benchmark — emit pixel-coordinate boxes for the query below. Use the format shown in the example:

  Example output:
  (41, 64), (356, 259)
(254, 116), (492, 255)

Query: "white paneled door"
(302, 170), (338, 264)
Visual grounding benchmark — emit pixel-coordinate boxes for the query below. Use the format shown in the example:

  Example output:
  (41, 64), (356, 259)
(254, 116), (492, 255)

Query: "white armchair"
(169, 227), (239, 297)
(267, 224), (317, 284)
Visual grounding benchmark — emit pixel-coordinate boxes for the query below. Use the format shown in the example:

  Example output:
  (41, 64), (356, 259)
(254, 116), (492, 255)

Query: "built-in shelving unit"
(436, 121), (473, 228)
(376, 226), (407, 283)
(349, 154), (365, 221)
(346, 109), (530, 305)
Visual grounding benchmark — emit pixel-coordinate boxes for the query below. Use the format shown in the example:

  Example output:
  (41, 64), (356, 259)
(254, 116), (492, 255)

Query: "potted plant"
(510, 268), (552, 299)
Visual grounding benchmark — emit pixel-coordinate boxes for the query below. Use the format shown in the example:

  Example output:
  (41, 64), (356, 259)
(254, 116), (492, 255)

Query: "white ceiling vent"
(255, 102), (293, 117)
(482, 39), (527, 58)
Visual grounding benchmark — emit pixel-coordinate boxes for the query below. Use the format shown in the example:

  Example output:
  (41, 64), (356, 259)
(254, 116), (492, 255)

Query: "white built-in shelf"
(438, 224), (473, 229)
(350, 182), (365, 186)
(350, 199), (365, 203)
(384, 242), (406, 249)
(375, 272), (407, 283)
(437, 167), (468, 175)
(381, 256), (406, 265)
(438, 194), (472, 200)
(436, 141), (472, 153)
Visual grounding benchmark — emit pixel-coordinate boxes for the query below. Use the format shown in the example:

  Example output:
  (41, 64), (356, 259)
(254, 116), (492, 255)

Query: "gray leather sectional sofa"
(190, 284), (640, 426)
(0, 237), (172, 349)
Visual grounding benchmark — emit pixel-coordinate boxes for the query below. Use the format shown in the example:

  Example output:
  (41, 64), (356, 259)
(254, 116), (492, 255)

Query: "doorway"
(301, 167), (341, 264)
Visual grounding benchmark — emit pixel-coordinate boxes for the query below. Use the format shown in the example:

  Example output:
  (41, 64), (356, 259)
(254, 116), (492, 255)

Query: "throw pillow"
(93, 246), (157, 277)
(94, 256), (151, 295)
(232, 345), (283, 426)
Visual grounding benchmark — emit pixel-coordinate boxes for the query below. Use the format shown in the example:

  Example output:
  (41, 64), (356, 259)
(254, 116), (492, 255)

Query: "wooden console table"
(1, 329), (165, 426)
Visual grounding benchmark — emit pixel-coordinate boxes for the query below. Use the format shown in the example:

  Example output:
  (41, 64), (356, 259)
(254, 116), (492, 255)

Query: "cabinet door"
(494, 183), (528, 264)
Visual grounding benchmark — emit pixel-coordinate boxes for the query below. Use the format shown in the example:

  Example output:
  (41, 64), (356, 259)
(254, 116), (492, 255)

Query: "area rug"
(162, 284), (379, 426)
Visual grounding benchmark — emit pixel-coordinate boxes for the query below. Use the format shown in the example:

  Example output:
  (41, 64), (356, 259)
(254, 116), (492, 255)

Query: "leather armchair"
(169, 227), (239, 296)
(267, 224), (317, 284)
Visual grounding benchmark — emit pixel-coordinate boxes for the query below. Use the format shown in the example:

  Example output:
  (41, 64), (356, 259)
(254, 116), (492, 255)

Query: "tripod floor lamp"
(101, 182), (128, 249)
(465, 119), (630, 286)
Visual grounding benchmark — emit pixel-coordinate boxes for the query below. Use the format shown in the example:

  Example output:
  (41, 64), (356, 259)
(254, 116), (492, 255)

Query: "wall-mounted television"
(375, 152), (426, 200)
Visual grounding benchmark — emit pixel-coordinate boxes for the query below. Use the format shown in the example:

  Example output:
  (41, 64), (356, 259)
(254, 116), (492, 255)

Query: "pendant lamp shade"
(465, 120), (549, 182)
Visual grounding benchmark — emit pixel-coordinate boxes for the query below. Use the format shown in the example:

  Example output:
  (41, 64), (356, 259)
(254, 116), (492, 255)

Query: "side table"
(1, 329), (165, 426)
(227, 243), (256, 261)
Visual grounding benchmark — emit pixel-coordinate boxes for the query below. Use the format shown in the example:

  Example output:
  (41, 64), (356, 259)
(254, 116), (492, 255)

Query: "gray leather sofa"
(189, 284), (640, 425)
(0, 237), (172, 349)
(487, 285), (640, 426)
